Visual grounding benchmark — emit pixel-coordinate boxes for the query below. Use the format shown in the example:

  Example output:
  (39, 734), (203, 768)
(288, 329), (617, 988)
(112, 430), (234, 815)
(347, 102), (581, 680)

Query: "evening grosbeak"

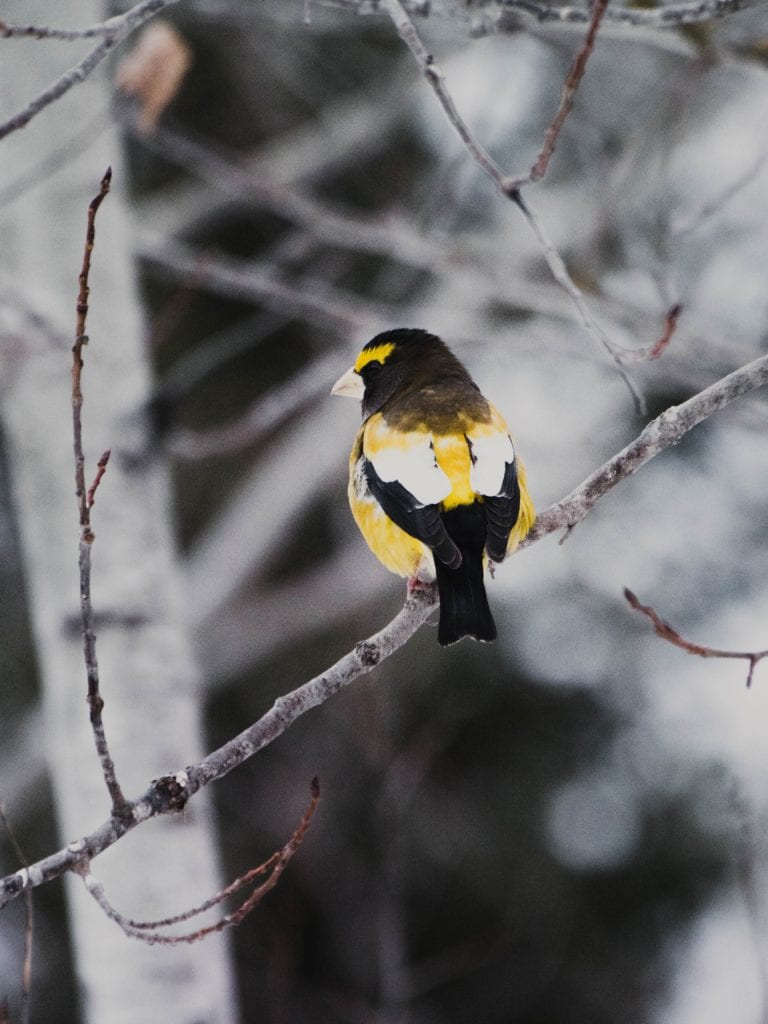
(332, 329), (534, 645)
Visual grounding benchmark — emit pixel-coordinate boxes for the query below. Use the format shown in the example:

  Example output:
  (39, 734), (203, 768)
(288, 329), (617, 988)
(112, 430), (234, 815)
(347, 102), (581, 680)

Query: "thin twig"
(381, 0), (650, 409)
(509, 0), (609, 189)
(0, 804), (33, 1024)
(72, 169), (130, 821)
(0, 0), (182, 142)
(86, 449), (111, 509)
(512, 192), (646, 410)
(77, 778), (320, 943)
(383, 0), (508, 186)
(3, 349), (768, 910)
(624, 303), (681, 362)
(624, 588), (768, 688)
(672, 145), (768, 237)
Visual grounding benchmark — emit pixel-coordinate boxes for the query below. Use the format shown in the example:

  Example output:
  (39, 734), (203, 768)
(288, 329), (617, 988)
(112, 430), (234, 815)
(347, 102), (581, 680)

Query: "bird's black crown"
(363, 328), (441, 351)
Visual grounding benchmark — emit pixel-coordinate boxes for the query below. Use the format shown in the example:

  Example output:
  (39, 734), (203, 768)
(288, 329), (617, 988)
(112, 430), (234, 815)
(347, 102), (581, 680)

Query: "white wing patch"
(468, 431), (515, 496)
(365, 434), (452, 506)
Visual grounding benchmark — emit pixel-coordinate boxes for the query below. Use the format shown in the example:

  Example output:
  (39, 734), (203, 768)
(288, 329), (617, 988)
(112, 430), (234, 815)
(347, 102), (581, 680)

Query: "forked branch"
(75, 779), (320, 943)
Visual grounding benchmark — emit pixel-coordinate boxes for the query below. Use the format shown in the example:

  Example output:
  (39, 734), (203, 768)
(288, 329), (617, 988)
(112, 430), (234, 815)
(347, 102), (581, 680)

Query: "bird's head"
(331, 328), (458, 418)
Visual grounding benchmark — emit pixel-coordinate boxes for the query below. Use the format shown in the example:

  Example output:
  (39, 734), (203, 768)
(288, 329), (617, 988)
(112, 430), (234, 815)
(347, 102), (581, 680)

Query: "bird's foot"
(407, 576), (432, 597)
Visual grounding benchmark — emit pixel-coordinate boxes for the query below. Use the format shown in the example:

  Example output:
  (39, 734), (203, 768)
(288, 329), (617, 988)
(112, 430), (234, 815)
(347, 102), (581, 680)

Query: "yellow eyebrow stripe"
(354, 342), (395, 373)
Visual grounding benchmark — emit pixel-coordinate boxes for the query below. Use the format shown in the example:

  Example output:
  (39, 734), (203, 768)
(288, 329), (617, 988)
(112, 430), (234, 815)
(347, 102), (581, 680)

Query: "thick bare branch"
(0, 583), (436, 909)
(2, 350), (768, 910)
(500, 0), (757, 28)
(319, 0), (756, 29)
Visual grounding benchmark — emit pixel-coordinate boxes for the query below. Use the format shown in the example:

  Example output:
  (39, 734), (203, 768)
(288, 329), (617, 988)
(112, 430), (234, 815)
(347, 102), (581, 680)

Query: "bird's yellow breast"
(348, 431), (433, 578)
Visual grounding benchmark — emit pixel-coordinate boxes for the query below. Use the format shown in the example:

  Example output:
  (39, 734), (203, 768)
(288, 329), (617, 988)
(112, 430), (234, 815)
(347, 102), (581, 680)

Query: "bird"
(331, 328), (535, 646)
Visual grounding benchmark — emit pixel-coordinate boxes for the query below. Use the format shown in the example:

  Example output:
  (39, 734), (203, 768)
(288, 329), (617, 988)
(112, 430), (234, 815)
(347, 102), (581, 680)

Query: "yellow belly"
(348, 423), (535, 577)
(349, 486), (434, 579)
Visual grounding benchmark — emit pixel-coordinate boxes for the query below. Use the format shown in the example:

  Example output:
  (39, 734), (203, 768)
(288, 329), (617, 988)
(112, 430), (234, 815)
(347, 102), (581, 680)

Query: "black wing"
(363, 458), (462, 569)
(484, 458), (521, 563)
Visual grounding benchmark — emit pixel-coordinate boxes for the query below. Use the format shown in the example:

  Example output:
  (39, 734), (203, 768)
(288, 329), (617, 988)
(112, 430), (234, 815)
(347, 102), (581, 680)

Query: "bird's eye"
(365, 360), (383, 377)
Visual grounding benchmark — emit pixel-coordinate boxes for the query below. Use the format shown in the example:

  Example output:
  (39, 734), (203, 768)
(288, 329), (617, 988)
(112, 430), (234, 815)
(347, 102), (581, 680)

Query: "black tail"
(434, 505), (496, 646)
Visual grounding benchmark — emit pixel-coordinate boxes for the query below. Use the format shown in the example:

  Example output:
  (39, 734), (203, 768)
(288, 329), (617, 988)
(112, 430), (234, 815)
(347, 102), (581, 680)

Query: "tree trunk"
(0, 4), (237, 1021)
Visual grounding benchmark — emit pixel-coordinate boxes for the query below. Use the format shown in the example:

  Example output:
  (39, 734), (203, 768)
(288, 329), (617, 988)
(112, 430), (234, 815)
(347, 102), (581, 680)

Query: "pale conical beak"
(331, 366), (364, 399)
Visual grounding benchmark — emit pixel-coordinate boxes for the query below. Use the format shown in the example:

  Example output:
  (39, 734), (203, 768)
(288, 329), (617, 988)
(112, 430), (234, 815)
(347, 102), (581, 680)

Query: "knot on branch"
(4, 872), (25, 897)
(355, 640), (381, 668)
(149, 771), (191, 814)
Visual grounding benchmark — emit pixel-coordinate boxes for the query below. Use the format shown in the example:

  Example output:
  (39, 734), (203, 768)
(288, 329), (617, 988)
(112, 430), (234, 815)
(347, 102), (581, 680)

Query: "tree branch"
(500, 0), (757, 28)
(0, 0), (181, 41)
(524, 351), (768, 545)
(71, 168), (130, 821)
(624, 589), (768, 688)
(75, 779), (320, 943)
(381, 0), (653, 410)
(509, 0), (609, 189)
(318, 0), (757, 30)
(2, 350), (768, 910)
(0, 0), (183, 141)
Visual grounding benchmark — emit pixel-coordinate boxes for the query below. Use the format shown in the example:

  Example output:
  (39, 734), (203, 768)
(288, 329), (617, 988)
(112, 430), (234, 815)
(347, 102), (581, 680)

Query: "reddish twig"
(619, 304), (682, 363)
(0, 803), (33, 1024)
(86, 449), (111, 509)
(511, 0), (609, 189)
(624, 588), (768, 688)
(73, 167), (112, 530)
(72, 169), (130, 821)
(645, 303), (681, 361)
(77, 778), (320, 944)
